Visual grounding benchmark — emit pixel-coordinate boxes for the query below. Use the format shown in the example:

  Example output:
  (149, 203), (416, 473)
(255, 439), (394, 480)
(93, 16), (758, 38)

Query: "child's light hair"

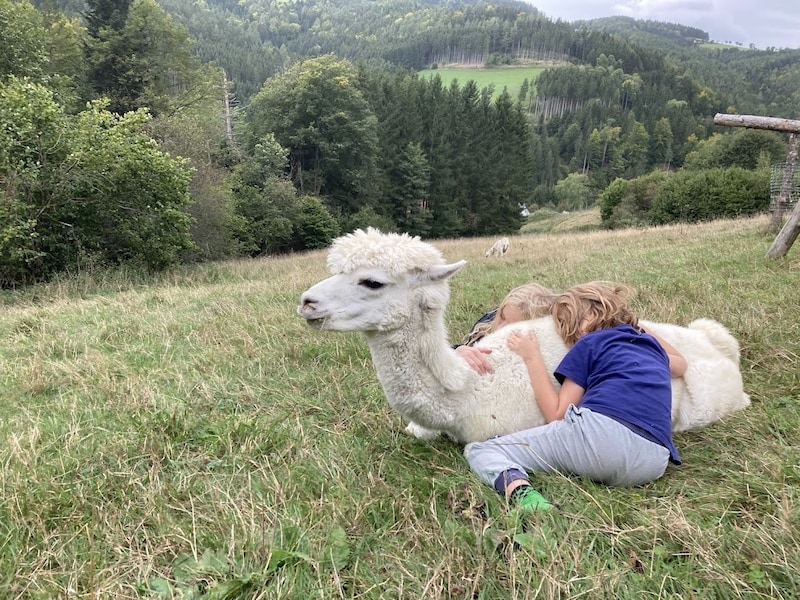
(463, 282), (557, 346)
(551, 281), (639, 346)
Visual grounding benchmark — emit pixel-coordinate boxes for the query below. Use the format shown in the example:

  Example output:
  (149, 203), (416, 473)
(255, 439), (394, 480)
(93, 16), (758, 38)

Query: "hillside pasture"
(418, 65), (547, 99)
(0, 216), (799, 598)
(521, 206), (603, 234)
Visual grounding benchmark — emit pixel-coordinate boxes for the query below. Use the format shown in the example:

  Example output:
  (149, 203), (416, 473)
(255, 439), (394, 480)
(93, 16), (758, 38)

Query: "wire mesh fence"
(770, 163), (800, 209)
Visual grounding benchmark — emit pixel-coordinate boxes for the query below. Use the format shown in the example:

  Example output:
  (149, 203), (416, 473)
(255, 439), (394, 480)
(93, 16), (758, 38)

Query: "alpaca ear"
(422, 260), (467, 283)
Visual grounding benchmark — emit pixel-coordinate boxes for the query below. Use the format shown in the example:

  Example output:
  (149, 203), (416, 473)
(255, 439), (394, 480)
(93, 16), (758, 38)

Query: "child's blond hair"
(463, 282), (557, 346)
(551, 281), (639, 346)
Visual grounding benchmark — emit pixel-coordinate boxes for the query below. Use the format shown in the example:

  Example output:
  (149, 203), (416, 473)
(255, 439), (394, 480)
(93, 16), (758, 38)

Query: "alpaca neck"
(363, 313), (465, 430)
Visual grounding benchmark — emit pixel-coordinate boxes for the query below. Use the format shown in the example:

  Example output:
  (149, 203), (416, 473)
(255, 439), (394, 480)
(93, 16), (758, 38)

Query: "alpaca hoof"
(405, 421), (441, 440)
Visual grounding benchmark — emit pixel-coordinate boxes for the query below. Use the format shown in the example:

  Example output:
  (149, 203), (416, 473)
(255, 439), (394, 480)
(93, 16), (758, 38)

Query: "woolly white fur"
(484, 237), (510, 257)
(299, 228), (750, 443)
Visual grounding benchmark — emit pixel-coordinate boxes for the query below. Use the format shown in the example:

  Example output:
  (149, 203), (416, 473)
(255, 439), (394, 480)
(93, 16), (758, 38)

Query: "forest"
(2, 0), (799, 286)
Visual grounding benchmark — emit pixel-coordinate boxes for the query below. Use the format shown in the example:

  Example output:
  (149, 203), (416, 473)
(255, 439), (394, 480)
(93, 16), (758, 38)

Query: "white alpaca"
(298, 228), (750, 443)
(484, 237), (510, 257)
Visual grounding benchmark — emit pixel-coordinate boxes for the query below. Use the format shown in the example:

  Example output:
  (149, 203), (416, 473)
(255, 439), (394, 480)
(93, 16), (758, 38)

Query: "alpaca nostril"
(299, 294), (318, 314)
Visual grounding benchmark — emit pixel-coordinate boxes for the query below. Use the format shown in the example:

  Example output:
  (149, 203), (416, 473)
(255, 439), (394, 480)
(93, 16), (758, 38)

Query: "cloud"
(528, 0), (799, 49)
(619, 0), (714, 11)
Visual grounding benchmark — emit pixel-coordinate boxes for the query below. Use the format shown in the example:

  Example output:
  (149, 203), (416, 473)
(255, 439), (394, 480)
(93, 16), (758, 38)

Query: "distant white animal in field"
(298, 228), (750, 444)
(484, 237), (510, 257)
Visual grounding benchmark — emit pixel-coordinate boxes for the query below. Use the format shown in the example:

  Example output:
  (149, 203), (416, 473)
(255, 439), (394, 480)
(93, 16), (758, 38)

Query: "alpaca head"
(298, 228), (466, 332)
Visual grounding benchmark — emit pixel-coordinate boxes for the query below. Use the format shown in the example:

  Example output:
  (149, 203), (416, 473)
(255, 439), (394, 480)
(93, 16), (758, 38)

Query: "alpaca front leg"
(405, 421), (442, 440)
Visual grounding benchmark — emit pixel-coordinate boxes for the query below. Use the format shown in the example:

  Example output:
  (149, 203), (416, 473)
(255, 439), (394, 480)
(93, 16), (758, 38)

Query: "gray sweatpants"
(464, 405), (670, 489)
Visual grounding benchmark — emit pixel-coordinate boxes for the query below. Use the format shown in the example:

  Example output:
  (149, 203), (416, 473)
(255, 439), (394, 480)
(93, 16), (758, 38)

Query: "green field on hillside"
(418, 65), (547, 99)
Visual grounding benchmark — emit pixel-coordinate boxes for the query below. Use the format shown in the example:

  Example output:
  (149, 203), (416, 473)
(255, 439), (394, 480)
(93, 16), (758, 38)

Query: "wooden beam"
(766, 201), (800, 259)
(713, 113), (800, 134)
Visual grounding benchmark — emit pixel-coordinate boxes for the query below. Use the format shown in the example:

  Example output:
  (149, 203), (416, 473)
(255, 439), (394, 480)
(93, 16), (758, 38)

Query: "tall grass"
(1, 216), (798, 598)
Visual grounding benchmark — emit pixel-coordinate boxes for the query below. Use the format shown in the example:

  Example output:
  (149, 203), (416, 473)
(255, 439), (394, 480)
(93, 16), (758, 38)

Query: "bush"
(599, 178), (628, 223)
(1, 81), (194, 285)
(554, 173), (594, 211)
(293, 196), (340, 249)
(649, 167), (770, 225)
(683, 130), (787, 171)
(185, 165), (245, 262)
(51, 102), (194, 271)
(0, 191), (43, 287)
(233, 178), (341, 254)
(234, 177), (300, 255)
(601, 170), (671, 229)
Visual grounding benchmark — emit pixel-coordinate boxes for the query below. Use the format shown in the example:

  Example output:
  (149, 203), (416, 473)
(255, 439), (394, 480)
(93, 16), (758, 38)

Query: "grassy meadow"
(417, 66), (547, 99)
(1, 215), (799, 598)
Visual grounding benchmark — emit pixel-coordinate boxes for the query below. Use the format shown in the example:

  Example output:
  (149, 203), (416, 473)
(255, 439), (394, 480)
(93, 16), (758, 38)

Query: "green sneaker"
(510, 485), (553, 512)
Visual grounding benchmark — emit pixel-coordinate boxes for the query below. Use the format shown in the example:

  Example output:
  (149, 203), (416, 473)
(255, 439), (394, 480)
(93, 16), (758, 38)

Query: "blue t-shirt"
(555, 324), (681, 464)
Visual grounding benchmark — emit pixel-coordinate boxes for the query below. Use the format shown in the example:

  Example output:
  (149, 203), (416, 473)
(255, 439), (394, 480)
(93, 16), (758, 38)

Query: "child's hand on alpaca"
(507, 330), (540, 361)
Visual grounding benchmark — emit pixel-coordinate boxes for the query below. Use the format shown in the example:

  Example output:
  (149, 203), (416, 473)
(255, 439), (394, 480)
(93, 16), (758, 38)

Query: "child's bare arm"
(641, 326), (688, 377)
(508, 330), (584, 421)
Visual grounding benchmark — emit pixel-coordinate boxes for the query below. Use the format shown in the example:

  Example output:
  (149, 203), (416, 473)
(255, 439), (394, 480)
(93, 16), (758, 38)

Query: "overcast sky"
(526, 0), (800, 50)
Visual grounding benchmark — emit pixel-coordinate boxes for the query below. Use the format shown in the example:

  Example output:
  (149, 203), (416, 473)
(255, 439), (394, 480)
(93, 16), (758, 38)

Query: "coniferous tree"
(83, 0), (204, 116)
(488, 90), (531, 232)
(83, 0), (131, 107)
(420, 75), (463, 237)
(459, 81), (494, 235)
(387, 142), (432, 236)
(84, 0), (129, 36)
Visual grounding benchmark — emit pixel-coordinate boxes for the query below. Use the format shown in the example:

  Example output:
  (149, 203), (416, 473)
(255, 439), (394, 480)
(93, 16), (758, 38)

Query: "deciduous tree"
(246, 54), (380, 216)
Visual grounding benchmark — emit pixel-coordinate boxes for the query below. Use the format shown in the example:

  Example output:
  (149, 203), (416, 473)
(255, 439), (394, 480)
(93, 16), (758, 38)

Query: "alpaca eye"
(359, 279), (385, 290)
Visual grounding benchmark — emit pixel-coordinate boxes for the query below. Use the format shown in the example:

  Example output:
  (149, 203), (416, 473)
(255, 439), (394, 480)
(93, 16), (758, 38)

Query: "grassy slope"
(521, 206), (603, 234)
(1, 216), (799, 598)
(418, 66), (547, 99)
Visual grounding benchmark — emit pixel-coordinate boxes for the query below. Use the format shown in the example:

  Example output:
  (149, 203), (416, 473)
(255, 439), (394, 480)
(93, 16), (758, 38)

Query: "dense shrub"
(649, 167), (770, 224)
(293, 196), (341, 249)
(601, 170), (671, 228)
(683, 130), (787, 171)
(1, 80), (193, 286)
(233, 177), (340, 254)
(554, 173), (594, 211)
(52, 102), (194, 271)
(185, 165), (245, 262)
(234, 176), (300, 255)
(0, 78), (66, 285)
(599, 177), (628, 222)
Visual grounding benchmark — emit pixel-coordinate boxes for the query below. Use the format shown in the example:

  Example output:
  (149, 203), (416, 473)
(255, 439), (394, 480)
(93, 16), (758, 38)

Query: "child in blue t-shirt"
(464, 281), (686, 511)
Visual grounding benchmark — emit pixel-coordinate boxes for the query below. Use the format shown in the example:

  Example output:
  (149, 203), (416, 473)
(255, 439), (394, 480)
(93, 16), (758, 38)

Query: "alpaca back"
(640, 319), (736, 366)
(448, 316), (568, 441)
(640, 319), (750, 431)
(687, 318), (741, 364)
(463, 317), (750, 437)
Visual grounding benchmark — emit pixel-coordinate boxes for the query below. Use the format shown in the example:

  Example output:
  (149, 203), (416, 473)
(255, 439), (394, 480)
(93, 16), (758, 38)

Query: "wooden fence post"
(713, 114), (800, 259)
